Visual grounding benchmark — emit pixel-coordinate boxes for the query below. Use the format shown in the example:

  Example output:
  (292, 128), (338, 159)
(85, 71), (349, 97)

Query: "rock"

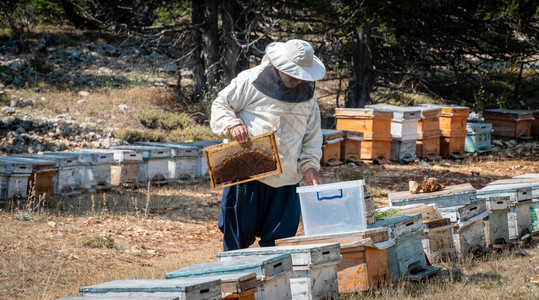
(78, 91), (90, 97)
(409, 181), (421, 194)
(98, 43), (121, 57)
(421, 178), (445, 193)
(47, 221), (57, 228)
(418, 160), (430, 167)
(118, 104), (128, 111)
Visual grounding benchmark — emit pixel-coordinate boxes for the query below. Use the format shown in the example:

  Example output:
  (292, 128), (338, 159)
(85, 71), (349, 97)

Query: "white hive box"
(0, 156), (56, 196)
(366, 104), (421, 141)
(165, 254), (293, 300)
(75, 149), (142, 186)
(389, 183), (477, 208)
(0, 159), (32, 200)
(185, 272), (258, 299)
(12, 153), (79, 195)
(135, 142), (199, 182)
(421, 218), (456, 262)
(43, 151), (113, 190)
(58, 297), (180, 300)
(78, 278), (221, 300)
(482, 178), (539, 200)
(217, 243), (341, 300)
(513, 173), (539, 180)
(107, 145), (172, 184)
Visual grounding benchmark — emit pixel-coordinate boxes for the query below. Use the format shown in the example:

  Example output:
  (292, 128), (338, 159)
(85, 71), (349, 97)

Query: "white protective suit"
(210, 59), (323, 188)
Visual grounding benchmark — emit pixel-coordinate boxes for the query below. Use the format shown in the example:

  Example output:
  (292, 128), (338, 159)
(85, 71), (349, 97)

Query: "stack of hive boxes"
(366, 104), (421, 162)
(483, 109), (535, 139)
(335, 108), (393, 161)
(414, 106), (442, 159)
(0, 156), (56, 196)
(0, 159), (32, 202)
(417, 104), (470, 158)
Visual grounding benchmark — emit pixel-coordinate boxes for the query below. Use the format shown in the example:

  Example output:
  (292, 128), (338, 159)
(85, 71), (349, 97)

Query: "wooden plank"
(423, 218), (451, 229)
(276, 228), (389, 246)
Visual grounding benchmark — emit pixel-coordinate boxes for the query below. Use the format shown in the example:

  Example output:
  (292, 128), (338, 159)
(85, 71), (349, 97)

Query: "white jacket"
(210, 60), (323, 188)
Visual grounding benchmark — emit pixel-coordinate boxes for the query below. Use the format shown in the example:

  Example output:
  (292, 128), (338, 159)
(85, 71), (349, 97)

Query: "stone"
(78, 91), (90, 97)
(409, 181), (421, 194)
(421, 178), (444, 193)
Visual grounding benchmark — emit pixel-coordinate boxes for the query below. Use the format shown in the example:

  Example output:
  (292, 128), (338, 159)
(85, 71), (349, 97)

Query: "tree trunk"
(190, 0), (205, 101)
(346, 24), (373, 108)
(222, 0), (249, 84)
(203, 0), (219, 86)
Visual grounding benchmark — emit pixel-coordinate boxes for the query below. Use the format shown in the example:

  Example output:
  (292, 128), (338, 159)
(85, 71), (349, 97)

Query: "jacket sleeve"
(210, 76), (249, 140)
(297, 95), (323, 175)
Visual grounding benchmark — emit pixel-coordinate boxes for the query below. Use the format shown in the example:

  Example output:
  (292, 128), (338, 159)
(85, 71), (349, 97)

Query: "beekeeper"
(210, 39), (325, 251)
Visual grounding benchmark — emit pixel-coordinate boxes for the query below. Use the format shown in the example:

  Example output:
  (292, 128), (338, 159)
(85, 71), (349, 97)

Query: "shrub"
(374, 208), (403, 219)
(83, 236), (117, 249)
(115, 128), (166, 143)
(137, 111), (193, 131)
(169, 124), (219, 142)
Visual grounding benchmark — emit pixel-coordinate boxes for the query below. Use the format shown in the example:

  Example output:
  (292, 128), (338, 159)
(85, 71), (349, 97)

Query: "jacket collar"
(252, 64), (314, 103)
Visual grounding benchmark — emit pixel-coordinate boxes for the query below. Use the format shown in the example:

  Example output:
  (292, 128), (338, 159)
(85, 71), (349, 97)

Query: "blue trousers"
(218, 180), (301, 251)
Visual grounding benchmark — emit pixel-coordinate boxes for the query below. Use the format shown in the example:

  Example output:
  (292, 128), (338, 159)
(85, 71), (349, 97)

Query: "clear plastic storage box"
(297, 180), (367, 236)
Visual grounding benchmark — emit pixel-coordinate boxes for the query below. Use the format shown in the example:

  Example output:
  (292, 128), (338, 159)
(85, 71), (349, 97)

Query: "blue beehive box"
(465, 123), (492, 153)
(368, 214), (439, 281)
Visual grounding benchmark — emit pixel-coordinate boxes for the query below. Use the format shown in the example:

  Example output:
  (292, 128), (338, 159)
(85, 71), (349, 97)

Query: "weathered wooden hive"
(107, 145), (172, 185)
(368, 214), (440, 281)
(277, 227), (393, 293)
(335, 108), (393, 161)
(182, 140), (222, 180)
(321, 129), (345, 166)
(465, 122), (493, 153)
(389, 183), (477, 208)
(484, 196), (511, 246)
(203, 132), (281, 189)
(0, 156), (56, 196)
(414, 106), (442, 159)
(366, 104), (421, 163)
(135, 142), (199, 182)
(12, 153), (79, 195)
(477, 179), (538, 240)
(217, 243), (341, 300)
(165, 253), (293, 300)
(421, 217), (456, 262)
(483, 109), (534, 139)
(78, 277), (222, 299)
(0, 158), (32, 201)
(43, 151), (113, 190)
(438, 200), (490, 258)
(75, 149), (142, 187)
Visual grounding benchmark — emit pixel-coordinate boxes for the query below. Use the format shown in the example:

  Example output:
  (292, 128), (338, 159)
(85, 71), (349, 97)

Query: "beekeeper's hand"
(305, 168), (322, 186)
(230, 124), (249, 143)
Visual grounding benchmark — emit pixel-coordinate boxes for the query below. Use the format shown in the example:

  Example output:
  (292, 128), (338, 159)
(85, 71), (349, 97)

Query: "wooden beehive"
(135, 142), (200, 182)
(217, 243), (341, 300)
(186, 140), (222, 180)
(203, 132), (281, 189)
(12, 154), (79, 195)
(389, 183), (477, 208)
(438, 200), (487, 223)
(321, 129), (344, 166)
(415, 134), (441, 159)
(485, 196), (511, 246)
(416, 104), (470, 136)
(341, 130), (364, 163)
(77, 149), (143, 186)
(451, 210), (490, 258)
(276, 228), (392, 293)
(0, 159), (32, 200)
(0, 156), (56, 196)
(415, 106), (442, 139)
(79, 278), (222, 299)
(335, 108), (393, 140)
(465, 123), (493, 153)
(440, 134), (466, 158)
(107, 145), (171, 184)
(193, 272), (258, 300)
(421, 218), (456, 262)
(165, 254), (293, 300)
(365, 104), (421, 141)
(358, 139), (392, 161)
(483, 109), (534, 138)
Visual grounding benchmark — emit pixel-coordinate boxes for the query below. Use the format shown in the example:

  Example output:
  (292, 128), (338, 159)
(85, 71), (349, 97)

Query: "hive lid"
(483, 109), (534, 120)
(79, 278), (221, 294)
(10, 153), (78, 168)
(0, 156), (56, 170)
(165, 253), (292, 279)
(365, 104), (422, 120)
(334, 107), (393, 118)
(416, 104), (470, 116)
(106, 145), (172, 160)
(0, 159), (33, 175)
(134, 142), (200, 158)
(75, 148), (143, 162)
(203, 132), (281, 189)
(321, 129), (345, 142)
(216, 243), (341, 266)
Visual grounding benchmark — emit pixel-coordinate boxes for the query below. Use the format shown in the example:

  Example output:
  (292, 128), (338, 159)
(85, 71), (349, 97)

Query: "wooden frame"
(203, 132), (282, 189)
